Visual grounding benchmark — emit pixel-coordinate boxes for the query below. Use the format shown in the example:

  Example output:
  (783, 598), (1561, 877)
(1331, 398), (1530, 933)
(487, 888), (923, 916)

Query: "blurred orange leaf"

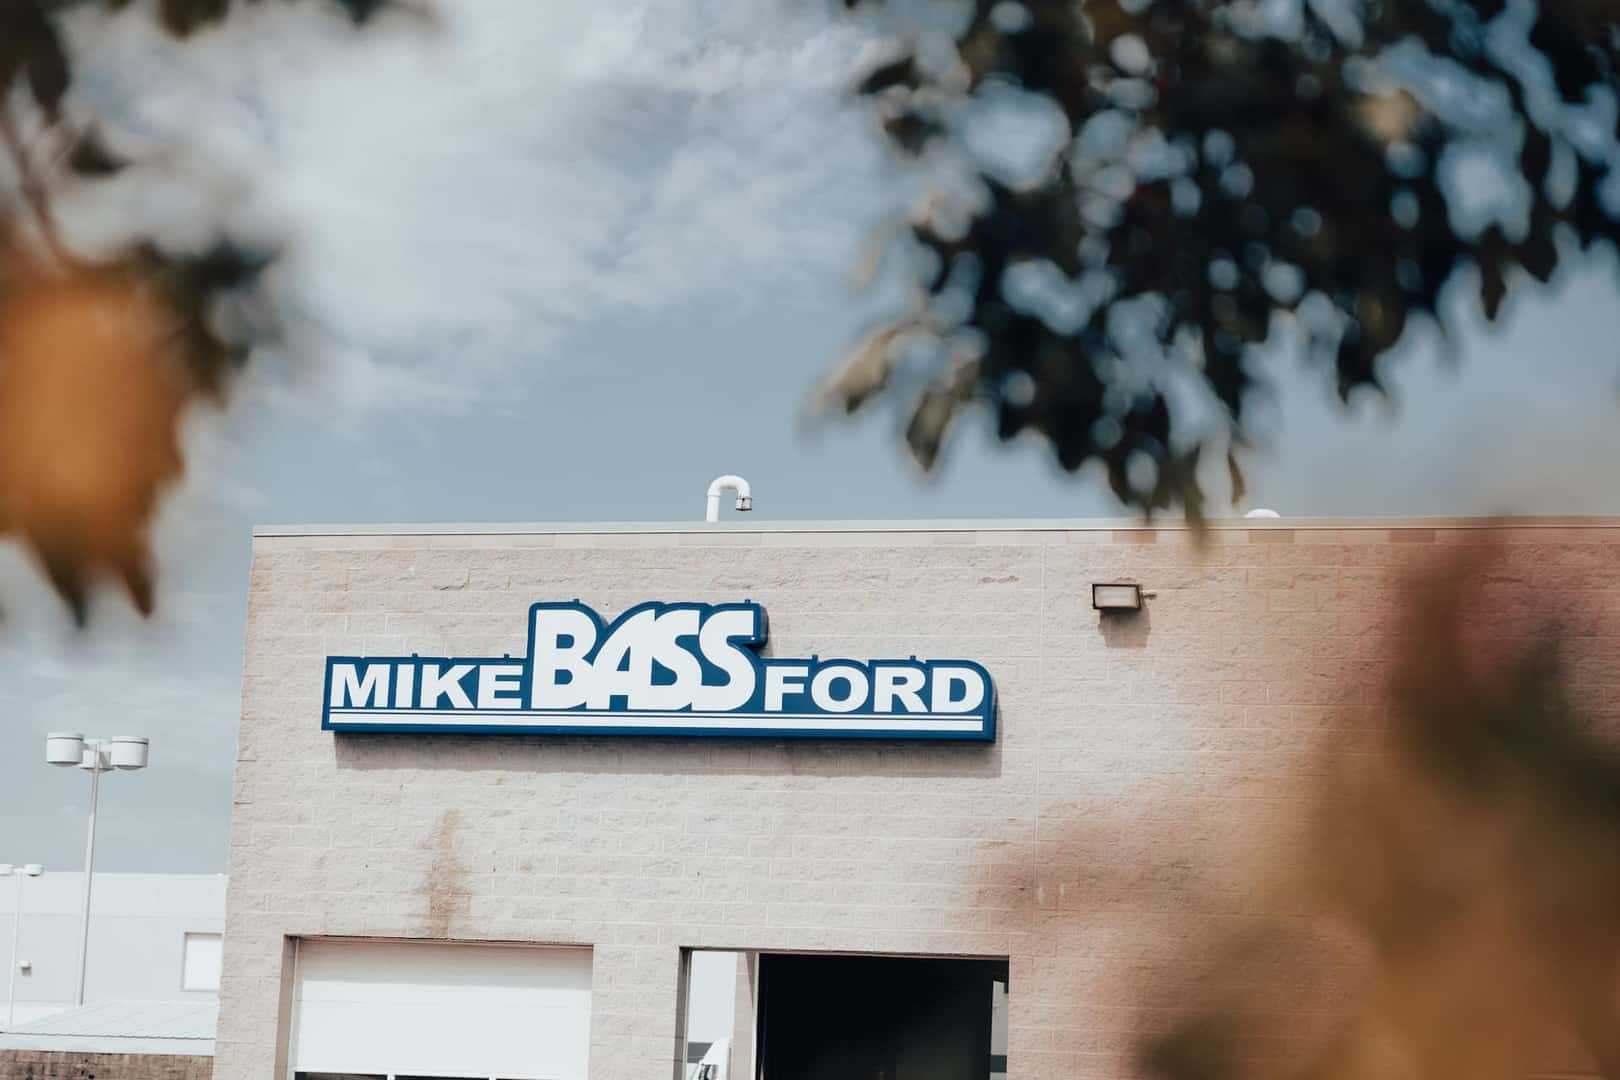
(0, 249), (222, 621)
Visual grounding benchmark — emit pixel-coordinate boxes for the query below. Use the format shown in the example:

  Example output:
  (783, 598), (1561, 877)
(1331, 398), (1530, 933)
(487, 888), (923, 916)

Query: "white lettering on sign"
(323, 601), (995, 741)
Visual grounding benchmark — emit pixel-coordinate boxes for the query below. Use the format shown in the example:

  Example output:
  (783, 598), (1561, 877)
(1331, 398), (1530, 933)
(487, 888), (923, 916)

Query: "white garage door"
(290, 939), (592, 1080)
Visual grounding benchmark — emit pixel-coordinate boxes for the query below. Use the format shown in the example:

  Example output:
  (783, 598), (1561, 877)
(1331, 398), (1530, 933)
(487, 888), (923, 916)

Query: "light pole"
(2, 863), (42, 1031)
(45, 734), (149, 1007)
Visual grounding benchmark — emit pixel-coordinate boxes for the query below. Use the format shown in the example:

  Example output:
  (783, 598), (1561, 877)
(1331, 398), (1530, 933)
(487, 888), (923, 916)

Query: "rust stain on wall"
(416, 809), (470, 939)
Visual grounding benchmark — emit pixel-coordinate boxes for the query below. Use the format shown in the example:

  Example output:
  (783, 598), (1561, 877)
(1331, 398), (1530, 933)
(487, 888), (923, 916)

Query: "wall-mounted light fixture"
(1092, 583), (1145, 612)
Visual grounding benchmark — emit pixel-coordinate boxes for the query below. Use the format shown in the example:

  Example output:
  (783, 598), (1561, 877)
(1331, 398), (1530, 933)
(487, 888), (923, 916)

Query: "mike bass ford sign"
(324, 601), (996, 741)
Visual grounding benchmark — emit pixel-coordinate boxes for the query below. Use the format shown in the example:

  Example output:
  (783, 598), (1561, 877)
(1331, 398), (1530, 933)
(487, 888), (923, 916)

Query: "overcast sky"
(3, 0), (1620, 873)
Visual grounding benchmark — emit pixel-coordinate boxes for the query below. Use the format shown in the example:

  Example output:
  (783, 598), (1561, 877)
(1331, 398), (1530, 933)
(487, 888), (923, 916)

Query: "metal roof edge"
(252, 515), (1620, 539)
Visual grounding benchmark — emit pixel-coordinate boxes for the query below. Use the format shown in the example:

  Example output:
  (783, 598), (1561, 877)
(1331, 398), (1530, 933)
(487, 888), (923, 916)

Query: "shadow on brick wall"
(1098, 606), (1151, 649)
(329, 729), (1005, 781)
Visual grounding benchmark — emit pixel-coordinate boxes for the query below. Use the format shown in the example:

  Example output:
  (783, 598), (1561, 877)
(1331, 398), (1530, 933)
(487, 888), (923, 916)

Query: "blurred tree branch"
(830, 0), (1620, 522)
(0, 0), (412, 621)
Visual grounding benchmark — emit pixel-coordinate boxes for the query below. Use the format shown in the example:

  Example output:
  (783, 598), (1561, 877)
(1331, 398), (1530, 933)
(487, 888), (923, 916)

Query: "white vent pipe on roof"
(706, 476), (753, 522)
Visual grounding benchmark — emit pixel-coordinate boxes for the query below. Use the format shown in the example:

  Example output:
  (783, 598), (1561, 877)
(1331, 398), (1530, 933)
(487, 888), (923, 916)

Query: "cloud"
(56, 0), (885, 417)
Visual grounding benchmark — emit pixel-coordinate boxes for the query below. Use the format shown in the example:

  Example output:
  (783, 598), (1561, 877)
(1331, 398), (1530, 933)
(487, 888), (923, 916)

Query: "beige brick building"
(218, 518), (1620, 1080)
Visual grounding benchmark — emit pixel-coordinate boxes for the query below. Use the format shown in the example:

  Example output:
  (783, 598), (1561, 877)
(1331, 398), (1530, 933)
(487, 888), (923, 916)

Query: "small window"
(181, 932), (223, 992)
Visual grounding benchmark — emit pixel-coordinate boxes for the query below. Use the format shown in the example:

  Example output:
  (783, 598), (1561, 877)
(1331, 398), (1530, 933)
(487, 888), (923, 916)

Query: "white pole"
(5, 874), (19, 1030)
(74, 753), (101, 1006)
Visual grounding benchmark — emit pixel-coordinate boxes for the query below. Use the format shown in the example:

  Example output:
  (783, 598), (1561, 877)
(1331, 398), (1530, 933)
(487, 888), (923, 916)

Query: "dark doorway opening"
(756, 953), (1008, 1080)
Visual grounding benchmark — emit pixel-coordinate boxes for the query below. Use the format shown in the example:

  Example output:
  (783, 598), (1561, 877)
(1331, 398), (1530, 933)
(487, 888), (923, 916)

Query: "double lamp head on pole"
(46, 734), (148, 771)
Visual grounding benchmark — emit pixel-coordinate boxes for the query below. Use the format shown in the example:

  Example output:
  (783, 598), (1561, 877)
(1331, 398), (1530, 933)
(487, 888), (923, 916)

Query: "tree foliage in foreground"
(829, 0), (1620, 520)
(1143, 545), (1620, 1078)
(0, 0), (408, 620)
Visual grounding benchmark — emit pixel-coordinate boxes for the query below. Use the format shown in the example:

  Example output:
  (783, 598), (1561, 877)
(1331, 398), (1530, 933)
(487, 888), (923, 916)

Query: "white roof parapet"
(0, 1000), (216, 1056)
(252, 515), (1620, 538)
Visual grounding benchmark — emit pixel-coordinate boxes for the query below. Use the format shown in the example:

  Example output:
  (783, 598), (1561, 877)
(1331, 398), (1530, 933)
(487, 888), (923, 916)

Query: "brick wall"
(217, 521), (1620, 1080)
(0, 1052), (211, 1080)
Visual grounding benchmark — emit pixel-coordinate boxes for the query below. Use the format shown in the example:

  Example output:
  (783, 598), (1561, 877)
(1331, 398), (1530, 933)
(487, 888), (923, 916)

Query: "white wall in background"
(0, 873), (226, 1029)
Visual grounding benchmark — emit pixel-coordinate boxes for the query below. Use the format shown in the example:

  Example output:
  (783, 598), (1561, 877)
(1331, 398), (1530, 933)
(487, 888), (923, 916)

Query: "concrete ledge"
(256, 515), (1620, 537)
(251, 515), (1620, 548)
(0, 1048), (214, 1077)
